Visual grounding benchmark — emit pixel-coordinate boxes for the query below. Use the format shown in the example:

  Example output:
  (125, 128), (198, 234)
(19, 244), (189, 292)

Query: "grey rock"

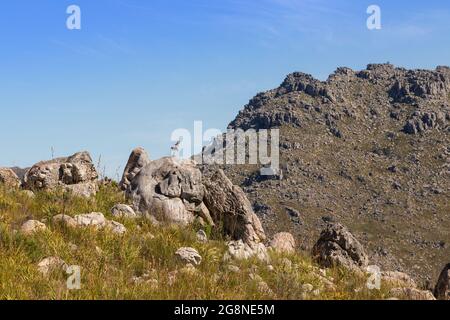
(126, 157), (203, 225)
(37, 256), (68, 276)
(105, 220), (127, 235)
(111, 204), (137, 219)
(175, 247), (202, 265)
(196, 230), (208, 243)
(74, 212), (106, 228)
(312, 223), (369, 271)
(389, 287), (436, 300)
(119, 147), (151, 191)
(23, 151), (98, 196)
(224, 240), (269, 262)
(20, 220), (47, 235)
(202, 169), (266, 245)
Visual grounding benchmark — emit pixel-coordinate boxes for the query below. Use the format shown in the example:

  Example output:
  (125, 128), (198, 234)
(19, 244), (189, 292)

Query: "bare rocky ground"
(222, 64), (450, 286)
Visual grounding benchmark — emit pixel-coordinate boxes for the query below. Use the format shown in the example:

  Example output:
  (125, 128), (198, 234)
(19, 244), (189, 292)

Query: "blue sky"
(1, 0), (449, 178)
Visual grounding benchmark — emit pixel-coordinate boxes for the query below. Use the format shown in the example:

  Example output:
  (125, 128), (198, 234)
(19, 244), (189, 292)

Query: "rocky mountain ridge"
(223, 64), (449, 286)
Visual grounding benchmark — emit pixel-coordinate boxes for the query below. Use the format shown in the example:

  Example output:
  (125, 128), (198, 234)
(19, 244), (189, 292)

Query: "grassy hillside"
(0, 184), (399, 300)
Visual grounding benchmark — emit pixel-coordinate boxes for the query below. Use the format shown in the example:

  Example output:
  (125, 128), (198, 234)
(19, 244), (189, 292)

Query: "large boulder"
(123, 148), (266, 251)
(0, 168), (21, 188)
(434, 264), (450, 300)
(119, 147), (150, 191)
(24, 151), (98, 197)
(312, 222), (369, 271)
(126, 157), (206, 225)
(202, 168), (266, 245)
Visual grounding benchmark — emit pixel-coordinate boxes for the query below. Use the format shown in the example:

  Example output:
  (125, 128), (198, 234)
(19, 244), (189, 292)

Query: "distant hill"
(223, 64), (450, 285)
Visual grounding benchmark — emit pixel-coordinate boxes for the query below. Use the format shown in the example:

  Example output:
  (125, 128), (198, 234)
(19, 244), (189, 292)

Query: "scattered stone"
(74, 212), (106, 228)
(269, 232), (296, 253)
(20, 220), (47, 235)
(175, 247), (202, 265)
(37, 257), (68, 276)
(111, 204), (137, 219)
(389, 287), (436, 300)
(52, 214), (77, 228)
(257, 281), (274, 296)
(224, 240), (269, 262)
(105, 220), (127, 235)
(196, 230), (208, 243)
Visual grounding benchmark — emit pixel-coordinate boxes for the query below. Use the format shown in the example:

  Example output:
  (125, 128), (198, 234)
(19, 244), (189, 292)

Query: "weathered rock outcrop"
(0, 168), (21, 188)
(406, 110), (448, 134)
(119, 147), (150, 191)
(126, 157), (206, 225)
(123, 149), (266, 253)
(434, 264), (450, 300)
(312, 223), (369, 271)
(23, 151), (98, 197)
(202, 168), (266, 245)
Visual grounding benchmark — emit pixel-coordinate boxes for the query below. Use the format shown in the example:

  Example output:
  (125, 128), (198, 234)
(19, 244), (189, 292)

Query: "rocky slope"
(223, 64), (450, 286)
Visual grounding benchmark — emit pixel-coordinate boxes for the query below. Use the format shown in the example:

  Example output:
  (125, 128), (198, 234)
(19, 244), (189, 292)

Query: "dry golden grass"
(0, 184), (396, 300)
